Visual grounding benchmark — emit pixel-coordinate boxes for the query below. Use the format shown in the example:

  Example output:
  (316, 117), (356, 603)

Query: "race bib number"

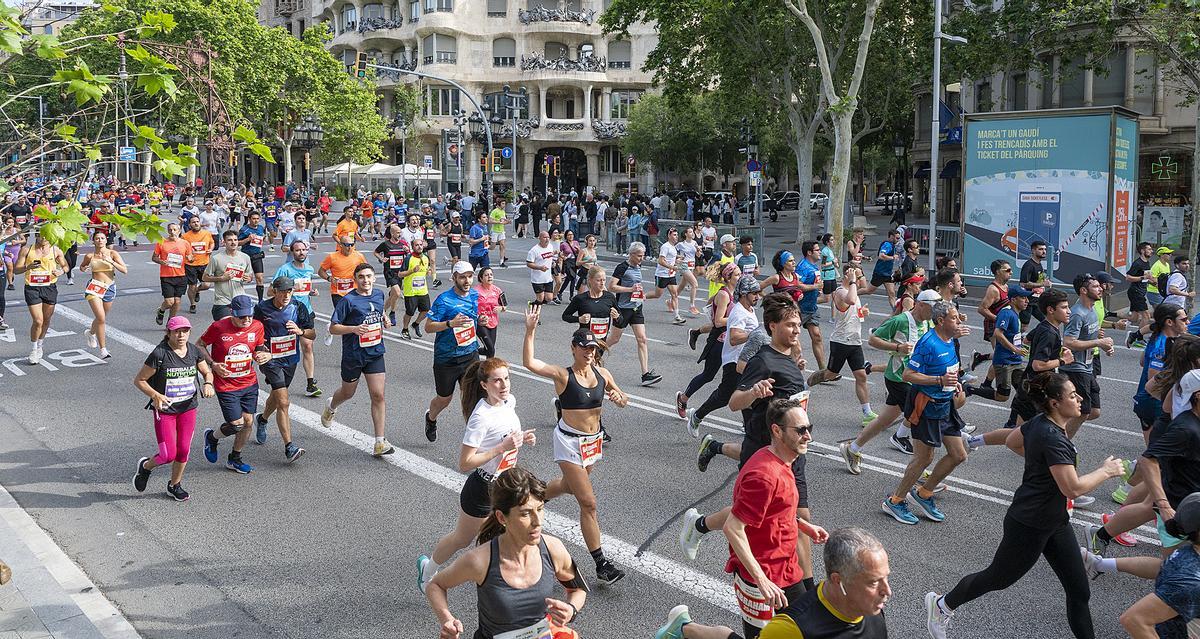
(453, 323), (477, 347)
(589, 317), (610, 339)
(191, 242), (208, 254)
(425, 229), (435, 241)
(857, 305), (869, 320)
(1012, 332), (1024, 349)
(742, 264), (756, 274)
(496, 447), (519, 475)
(687, 260), (696, 269)
(293, 277), (312, 295)
(449, 234), (461, 245)
(270, 335), (297, 359)
(248, 234), (263, 248)
(579, 432), (603, 467)
(224, 352), (252, 377)
(389, 255), (405, 269)
(359, 322), (382, 347)
(944, 363), (960, 392)
(27, 270), (51, 286)
(483, 236), (491, 249)
(225, 264), (246, 281)
(84, 279), (111, 298)
(733, 574), (774, 628)
(631, 283), (645, 302)
(493, 617), (551, 639)
(411, 276), (426, 290)
(164, 375), (197, 402)
(333, 277), (354, 295)
(166, 253), (184, 269)
(15, 215), (26, 225)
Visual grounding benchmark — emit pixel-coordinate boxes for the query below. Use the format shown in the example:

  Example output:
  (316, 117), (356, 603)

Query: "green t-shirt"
(489, 208), (506, 234)
(1149, 260), (1171, 294)
(873, 311), (928, 383)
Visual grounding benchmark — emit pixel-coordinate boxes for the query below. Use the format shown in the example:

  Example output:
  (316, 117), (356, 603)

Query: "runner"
(864, 228), (900, 309)
(199, 295), (271, 474)
(15, 232), (68, 364)
(272, 239), (322, 397)
(489, 198), (509, 267)
(924, 372), (1125, 639)
(276, 202), (298, 251)
(523, 307), (630, 584)
(1060, 274), (1113, 438)
(960, 285), (1031, 447)
(321, 262), (395, 457)
(80, 230), (127, 359)
(677, 264), (740, 423)
(970, 259), (1012, 375)
(250, 276), (314, 463)
(443, 210), (464, 270)
(398, 238), (432, 340)
(1019, 240), (1051, 330)
(152, 222), (193, 326)
(818, 233), (839, 311)
(318, 233), (368, 338)
(606, 242), (664, 386)
(262, 198), (280, 250)
(334, 205), (363, 243)
(424, 465), (587, 638)
(699, 216), (717, 263)
(1165, 254), (1194, 308)
(415, 357), (537, 592)
(684, 275), (761, 437)
(759, 248), (825, 372)
(281, 204), (313, 250)
(808, 266), (876, 422)
(182, 215), (214, 315)
(526, 231), (557, 305)
(467, 210), (491, 270)
(1124, 241), (1154, 345)
(132, 315), (215, 502)
(374, 223), (411, 327)
(1009, 289), (1073, 429)
(676, 227), (702, 315)
(653, 227), (686, 325)
(202, 230), (254, 321)
(471, 266), (507, 359)
(236, 210), (267, 301)
(422, 261), (481, 443)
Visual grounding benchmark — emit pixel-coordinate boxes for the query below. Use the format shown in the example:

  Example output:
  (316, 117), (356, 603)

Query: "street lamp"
(500, 84), (529, 196)
(892, 135), (905, 204)
(928, 0), (968, 269)
(452, 109), (468, 194)
(293, 114), (323, 188)
(468, 105), (495, 197)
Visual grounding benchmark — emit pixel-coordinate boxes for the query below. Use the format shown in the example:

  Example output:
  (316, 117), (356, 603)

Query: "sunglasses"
(781, 425), (813, 436)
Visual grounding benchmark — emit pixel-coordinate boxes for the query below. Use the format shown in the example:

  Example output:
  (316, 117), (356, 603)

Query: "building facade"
(260, 0), (658, 196)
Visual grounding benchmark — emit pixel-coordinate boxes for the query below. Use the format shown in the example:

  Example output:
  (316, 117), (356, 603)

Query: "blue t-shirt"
(1136, 332), (1169, 405)
(993, 307), (1023, 366)
(795, 258), (820, 313)
(283, 229), (313, 250)
(907, 329), (959, 415)
(1188, 312), (1200, 336)
(263, 202), (280, 223)
(873, 241), (896, 276)
(330, 289), (387, 365)
(238, 224), (266, 256)
(273, 260), (316, 311)
(469, 223), (488, 257)
(427, 288), (480, 361)
(253, 298), (313, 368)
(1155, 545), (1200, 638)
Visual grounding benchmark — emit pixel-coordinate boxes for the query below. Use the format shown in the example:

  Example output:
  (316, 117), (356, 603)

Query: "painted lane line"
(967, 400), (1142, 437)
(498, 309), (675, 345)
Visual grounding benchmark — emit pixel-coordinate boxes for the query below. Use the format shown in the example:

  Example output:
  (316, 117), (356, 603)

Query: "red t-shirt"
(726, 447), (801, 588)
(200, 317), (265, 393)
(274, 185), (286, 201)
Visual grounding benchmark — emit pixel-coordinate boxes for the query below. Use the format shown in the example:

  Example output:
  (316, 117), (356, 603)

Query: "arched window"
(423, 33), (457, 64)
(340, 4), (356, 29)
(608, 40), (631, 69)
(362, 3), (383, 19)
(545, 41), (567, 59)
(493, 37), (516, 67)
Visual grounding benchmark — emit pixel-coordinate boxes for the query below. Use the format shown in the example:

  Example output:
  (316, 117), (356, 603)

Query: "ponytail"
(476, 465), (547, 545)
(460, 358), (509, 421)
(1150, 303), (1184, 342)
(1025, 371), (1071, 414)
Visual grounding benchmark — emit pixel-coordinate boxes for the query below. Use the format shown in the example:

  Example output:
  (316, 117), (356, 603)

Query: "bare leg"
(364, 372), (387, 438)
(552, 462), (602, 552)
(169, 460), (186, 485)
(633, 324), (650, 374)
(855, 406), (903, 448)
(806, 325), (826, 371)
(428, 393), (453, 421)
(891, 441), (934, 502)
(918, 436), (967, 494)
(431, 511), (487, 564)
(330, 378), (360, 411)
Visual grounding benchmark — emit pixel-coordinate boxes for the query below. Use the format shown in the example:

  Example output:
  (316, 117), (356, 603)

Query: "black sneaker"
(1125, 331), (1136, 349)
(425, 411), (437, 442)
(433, 279), (443, 288)
(155, 308), (165, 326)
(595, 559), (625, 585)
(641, 371), (663, 386)
(285, 442), (305, 463)
(133, 457), (151, 492)
(401, 329), (412, 340)
(305, 381), (322, 397)
(688, 328), (699, 351)
(970, 350), (990, 371)
(697, 435), (720, 473)
(890, 433), (914, 455)
(166, 482), (190, 502)
(189, 303), (197, 315)
(601, 427), (612, 443)
(552, 297), (562, 305)
(411, 321), (423, 338)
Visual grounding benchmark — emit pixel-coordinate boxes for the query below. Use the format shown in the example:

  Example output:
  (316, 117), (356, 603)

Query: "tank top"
(24, 249), (57, 286)
(774, 270), (802, 302)
(579, 247), (598, 269)
(90, 252), (116, 277)
(984, 281), (1009, 338)
(894, 291), (912, 316)
(709, 287), (733, 343)
(830, 296), (865, 346)
(475, 538), (556, 639)
(558, 365), (605, 410)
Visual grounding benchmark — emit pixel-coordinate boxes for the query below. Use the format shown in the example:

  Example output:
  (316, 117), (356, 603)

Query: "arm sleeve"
(1020, 262), (1037, 284)
(561, 295), (582, 323)
(873, 315), (901, 341)
(297, 304), (315, 331)
(612, 262), (629, 281)
(462, 411), (486, 448)
(143, 345), (163, 369)
(425, 295), (448, 323)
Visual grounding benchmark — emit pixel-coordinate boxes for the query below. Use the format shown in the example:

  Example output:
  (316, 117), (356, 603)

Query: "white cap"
(1180, 370), (1200, 401)
(916, 289), (942, 303)
(720, 234), (736, 244)
(452, 261), (474, 275)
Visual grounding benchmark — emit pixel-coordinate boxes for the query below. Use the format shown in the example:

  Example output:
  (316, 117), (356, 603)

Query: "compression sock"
(589, 547), (606, 566)
(218, 422), (239, 437)
(307, 377), (314, 386)
(256, 285), (264, 301)
(695, 516), (711, 534)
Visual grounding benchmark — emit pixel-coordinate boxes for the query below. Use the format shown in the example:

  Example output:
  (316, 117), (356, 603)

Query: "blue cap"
(1007, 284), (1032, 298)
(230, 295), (256, 317)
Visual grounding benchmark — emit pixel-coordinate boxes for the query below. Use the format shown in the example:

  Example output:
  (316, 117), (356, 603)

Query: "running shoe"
(1125, 331), (1137, 348)
(552, 298), (562, 305)
(1111, 482), (1131, 505)
(0, 317), (8, 330)
(425, 411), (438, 442)
(688, 306), (701, 316)
(594, 559), (625, 585)
(960, 371), (979, 385)
(285, 443), (305, 463)
(675, 391), (687, 419)
(166, 482), (190, 502)
(688, 328), (699, 351)
(226, 455), (252, 474)
(28, 345), (39, 365)
(1073, 495), (1096, 508)
(1102, 513), (1137, 547)
(433, 279), (442, 288)
(99, 348), (111, 360)
(155, 308), (165, 325)
(86, 329), (98, 349)
(917, 470), (947, 493)
(672, 316), (686, 325)
(882, 497), (919, 525)
(133, 457), (151, 492)
(970, 350), (990, 372)
(411, 321), (423, 338)
(400, 329), (412, 340)
(324, 333), (334, 346)
(189, 303), (197, 315)
(641, 371), (663, 386)
(925, 592), (952, 639)
(254, 414), (268, 445)
(602, 427), (612, 443)
(685, 408), (701, 438)
(889, 433), (914, 455)
(961, 422), (976, 435)
(67, 276), (74, 285)
(840, 441), (862, 475)
(909, 488), (946, 522)
(655, 605), (692, 639)
(1080, 547), (1105, 580)
(203, 428), (219, 463)
(1085, 523), (1110, 556)
(373, 440), (396, 456)
(305, 381), (323, 398)
(1131, 339), (1146, 349)
(500, 260), (508, 268)
(861, 411), (878, 427)
(697, 434), (719, 473)
(4, 283), (11, 291)
(417, 555), (435, 593)
(321, 398), (336, 427)
(388, 311), (397, 327)
(679, 508), (703, 560)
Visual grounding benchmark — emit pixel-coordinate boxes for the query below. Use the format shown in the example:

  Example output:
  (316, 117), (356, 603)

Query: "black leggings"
(684, 332), (724, 397)
(697, 362), (739, 421)
(557, 261), (578, 300)
(945, 515), (1093, 638)
(65, 243), (78, 278)
(0, 271), (6, 318)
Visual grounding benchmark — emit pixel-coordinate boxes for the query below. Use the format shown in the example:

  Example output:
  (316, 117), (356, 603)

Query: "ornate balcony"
(470, 118), (542, 141)
(356, 16), (403, 33)
(520, 51), (606, 73)
(592, 120), (627, 139)
(518, 5), (597, 25)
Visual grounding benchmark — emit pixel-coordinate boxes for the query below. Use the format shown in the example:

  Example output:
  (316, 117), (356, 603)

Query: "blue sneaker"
(226, 455), (252, 474)
(203, 429), (218, 463)
(254, 414), (268, 445)
(655, 605), (692, 639)
(417, 555), (435, 594)
(910, 488), (946, 522)
(882, 497), (919, 525)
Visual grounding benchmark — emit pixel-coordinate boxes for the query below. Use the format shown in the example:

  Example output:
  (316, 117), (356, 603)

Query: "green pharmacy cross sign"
(1151, 155), (1179, 180)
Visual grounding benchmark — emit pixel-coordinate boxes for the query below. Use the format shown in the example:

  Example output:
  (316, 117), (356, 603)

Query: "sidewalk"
(0, 483), (139, 639)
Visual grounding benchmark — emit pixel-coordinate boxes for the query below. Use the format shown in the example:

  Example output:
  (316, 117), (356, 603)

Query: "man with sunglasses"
(971, 259), (1013, 375)
(318, 234), (367, 345)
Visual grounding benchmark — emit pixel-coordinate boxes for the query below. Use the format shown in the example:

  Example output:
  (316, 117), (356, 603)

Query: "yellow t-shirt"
(402, 254), (430, 297)
(1149, 259), (1171, 295)
(707, 253), (734, 298)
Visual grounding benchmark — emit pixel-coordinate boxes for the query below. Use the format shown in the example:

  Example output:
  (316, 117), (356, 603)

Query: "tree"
(621, 92), (741, 182)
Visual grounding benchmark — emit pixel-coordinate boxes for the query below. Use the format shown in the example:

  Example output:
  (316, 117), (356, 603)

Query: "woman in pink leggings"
(132, 315), (215, 501)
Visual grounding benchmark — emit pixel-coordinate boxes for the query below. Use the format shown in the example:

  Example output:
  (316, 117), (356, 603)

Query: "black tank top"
(558, 365), (604, 410)
(475, 538), (556, 639)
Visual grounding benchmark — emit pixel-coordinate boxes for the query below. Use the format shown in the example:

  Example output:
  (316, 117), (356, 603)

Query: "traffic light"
(480, 154), (489, 174)
(228, 150), (237, 166)
(551, 155), (559, 176)
(354, 52), (368, 78)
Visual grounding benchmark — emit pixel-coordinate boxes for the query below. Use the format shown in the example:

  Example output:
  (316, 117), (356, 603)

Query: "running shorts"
(185, 264), (205, 286)
(553, 420), (604, 468)
(884, 378), (909, 407)
(160, 276), (187, 299)
(249, 253), (265, 275)
(261, 362), (297, 390)
(459, 469), (494, 518)
(656, 275), (677, 289)
(404, 294), (431, 316)
(1063, 370), (1101, 415)
(469, 254), (490, 270)
(23, 283), (58, 306)
(870, 272), (890, 287)
(85, 281), (117, 303)
(614, 306), (645, 328)
(905, 390), (965, 448)
(822, 279), (837, 295)
(340, 353), (385, 383)
(532, 282), (554, 295)
(433, 352), (475, 397)
(1128, 290), (1148, 313)
(217, 386), (258, 423)
(490, 231), (506, 244)
(827, 342), (866, 374)
(800, 309), (820, 328)
(384, 269), (403, 289)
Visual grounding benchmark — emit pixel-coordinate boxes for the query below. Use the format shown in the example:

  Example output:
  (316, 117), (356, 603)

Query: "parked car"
(736, 197), (780, 222)
(874, 192), (912, 206)
(772, 191), (802, 210)
(666, 189), (701, 203)
(809, 193), (829, 210)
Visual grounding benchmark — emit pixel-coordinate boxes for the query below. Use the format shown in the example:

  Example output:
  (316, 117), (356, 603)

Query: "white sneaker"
(685, 408), (701, 438)
(321, 398), (336, 427)
(678, 508), (703, 560)
(28, 346), (40, 365)
(99, 348), (111, 360)
(925, 591), (952, 639)
(324, 333), (334, 346)
(1073, 495), (1096, 508)
(85, 330), (98, 349)
(416, 555), (436, 593)
(1080, 546), (1104, 580)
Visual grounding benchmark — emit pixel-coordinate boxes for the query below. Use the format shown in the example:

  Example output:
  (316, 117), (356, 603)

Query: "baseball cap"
(230, 295), (255, 317)
(1158, 246), (1175, 255)
(452, 261), (474, 275)
(1094, 272), (1113, 285)
(720, 234), (737, 244)
(1006, 284), (1032, 298)
(166, 315), (191, 331)
(916, 289), (943, 303)
(271, 275), (295, 291)
(735, 274), (762, 297)
(1179, 370), (1200, 403)
(1171, 491), (1200, 536)
(571, 330), (599, 348)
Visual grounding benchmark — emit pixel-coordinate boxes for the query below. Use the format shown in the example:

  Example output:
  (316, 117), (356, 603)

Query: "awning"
(913, 161), (930, 179)
(939, 160), (961, 179)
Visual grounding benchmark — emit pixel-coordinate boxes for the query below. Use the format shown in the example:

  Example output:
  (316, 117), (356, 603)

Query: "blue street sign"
(746, 159), (761, 172)
(118, 146), (137, 161)
(501, 147), (513, 159)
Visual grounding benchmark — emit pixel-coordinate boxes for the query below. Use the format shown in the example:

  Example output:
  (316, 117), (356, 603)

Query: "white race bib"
(358, 322), (382, 347)
(84, 279), (111, 298)
(389, 255), (405, 269)
(164, 375), (196, 401)
(496, 448), (519, 475)
(944, 363), (959, 392)
(579, 432), (603, 467)
(224, 352), (252, 377)
(248, 234), (263, 248)
(493, 617), (551, 639)
(631, 283), (644, 302)
(166, 253), (184, 269)
(333, 277), (354, 295)
(293, 277), (312, 295)
(270, 335), (297, 359)
(589, 317), (610, 339)
(225, 264), (246, 281)
(453, 323), (477, 347)
(191, 242), (208, 254)
(27, 270), (51, 286)
(733, 573), (774, 628)
(411, 276), (426, 290)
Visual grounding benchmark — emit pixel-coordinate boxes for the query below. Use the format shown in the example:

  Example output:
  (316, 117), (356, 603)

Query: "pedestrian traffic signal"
(354, 52), (368, 78)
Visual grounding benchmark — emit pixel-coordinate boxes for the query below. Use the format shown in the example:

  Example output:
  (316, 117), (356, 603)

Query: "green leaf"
(125, 44), (151, 63)
(0, 180), (10, 195)
(84, 146), (102, 162)
(175, 143), (197, 155)
(54, 123), (78, 142)
(232, 124), (259, 143)
(66, 78), (106, 105)
(247, 142), (275, 163)
(0, 31), (22, 55)
(31, 34), (66, 59)
(101, 2), (120, 13)
(139, 10), (177, 35)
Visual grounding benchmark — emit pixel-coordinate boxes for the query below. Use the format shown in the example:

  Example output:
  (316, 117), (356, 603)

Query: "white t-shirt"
(198, 210), (223, 234)
(278, 209), (296, 233)
(721, 302), (760, 365)
(677, 240), (698, 270)
(700, 227), (717, 249)
(527, 243), (557, 284)
(462, 396), (522, 476)
(400, 227), (423, 247)
(655, 241), (678, 278)
(1166, 271), (1189, 308)
(596, 202), (608, 222)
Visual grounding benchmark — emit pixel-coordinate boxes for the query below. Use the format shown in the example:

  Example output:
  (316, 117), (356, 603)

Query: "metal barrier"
(606, 221), (765, 266)
(906, 224), (960, 260)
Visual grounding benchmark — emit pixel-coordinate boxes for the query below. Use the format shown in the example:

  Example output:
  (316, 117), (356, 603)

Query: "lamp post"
(929, 0), (968, 269)
(468, 105), (495, 198)
(293, 114), (323, 189)
(393, 113), (408, 198)
(500, 85), (529, 197)
(452, 109), (468, 194)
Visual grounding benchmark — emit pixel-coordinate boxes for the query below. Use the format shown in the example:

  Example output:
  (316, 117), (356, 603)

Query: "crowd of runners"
(4, 175), (1200, 639)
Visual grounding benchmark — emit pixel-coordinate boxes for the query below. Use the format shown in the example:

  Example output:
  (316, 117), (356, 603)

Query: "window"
(608, 40), (631, 69)
(610, 90), (641, 119)
(487, 0), (505, 16)
(493, 37), (516, 67)
(341, 4), (357, 29)
(425, 0), (452, 11)
(410, 0), (420, 20)
(422, 33), (457, 64)
(1092, 49), (1126, 107)
(484, 91), (530, 119)
(1038, 55), (1054, 108)
(1133, 52), (1155, 115)
(42, 24), (53, 34)
(1008, 73), (1027, 111)
(975, 80), (992, 112)
(545, 42), (568, 59)
(366, 48), (383, 63)
(342, 49), (357, 70)
(600, 146), (622, 173)
(565, 99), (575, 119)
(1060, 59), (1086, 107)
(362, 3), (384, 19)
(426, 86), (460, 116)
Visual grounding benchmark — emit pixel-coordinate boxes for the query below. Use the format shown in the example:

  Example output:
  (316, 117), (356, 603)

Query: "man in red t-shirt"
(723, 398), (828, 639)
(198, 295), (270, 474)
(153, 222), (194, 326)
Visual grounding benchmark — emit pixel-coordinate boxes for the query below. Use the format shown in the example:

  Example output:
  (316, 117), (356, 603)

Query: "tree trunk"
(141, 149), (152, 184)
(283, 143), (294, 184)
(827, 113), (855, 259)
(1188, 110), (1200, 272)
(791, 128), (818, 245)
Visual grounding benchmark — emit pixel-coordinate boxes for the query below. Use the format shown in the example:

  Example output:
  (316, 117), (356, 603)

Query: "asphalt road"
(0, 228), (1163, 639)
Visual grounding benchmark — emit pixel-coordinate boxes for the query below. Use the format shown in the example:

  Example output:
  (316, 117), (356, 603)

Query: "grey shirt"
(739, 325), (772, 364)
(204, 250), (252, 305)
(1061, 300), (1098, 373)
